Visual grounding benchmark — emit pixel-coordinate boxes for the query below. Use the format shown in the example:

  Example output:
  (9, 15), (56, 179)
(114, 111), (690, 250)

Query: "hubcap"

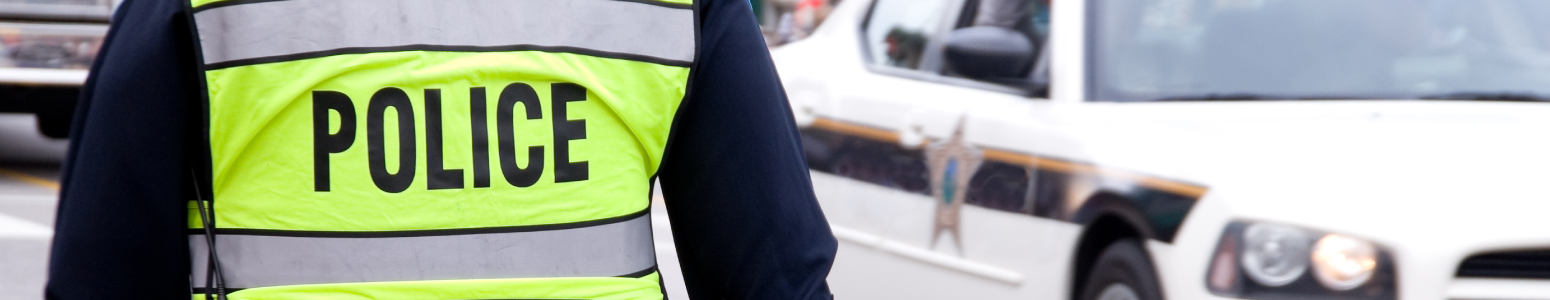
(1096, 282), (1141, 300)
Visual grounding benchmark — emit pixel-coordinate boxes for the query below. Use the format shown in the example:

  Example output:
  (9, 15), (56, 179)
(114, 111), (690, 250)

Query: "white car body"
(0, 1), (110, 138)
(0, 7), (108, 86)
(772, 0), (1550, 299)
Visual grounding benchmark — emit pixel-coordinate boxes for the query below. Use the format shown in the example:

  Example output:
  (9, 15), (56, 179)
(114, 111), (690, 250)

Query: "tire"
(36, 108), (70, 139)
(30, 88), (77, 139)
(1079, 239), (1164, 300)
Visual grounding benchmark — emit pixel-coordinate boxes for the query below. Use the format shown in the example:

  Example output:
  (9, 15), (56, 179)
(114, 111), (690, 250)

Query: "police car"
(772, 0), (1550, 299)
(0, 0), (110, 138)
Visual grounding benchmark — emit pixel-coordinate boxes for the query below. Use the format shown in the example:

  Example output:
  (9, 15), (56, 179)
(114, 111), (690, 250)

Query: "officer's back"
(45, 0), (837, 299)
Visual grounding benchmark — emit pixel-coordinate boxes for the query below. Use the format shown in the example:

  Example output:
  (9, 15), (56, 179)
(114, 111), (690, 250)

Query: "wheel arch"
(1069, 191), (1160, 300)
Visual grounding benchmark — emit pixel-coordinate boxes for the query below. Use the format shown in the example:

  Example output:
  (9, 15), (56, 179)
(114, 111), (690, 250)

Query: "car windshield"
(0, 0), (112, 18)
(0, 0), (108, 6)
(1091, 0), (1550, 102)
(0, 0), (107, 8)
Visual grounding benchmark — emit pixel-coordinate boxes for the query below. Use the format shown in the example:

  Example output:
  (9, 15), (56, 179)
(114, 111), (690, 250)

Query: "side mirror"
(943, 26), (1037, 82)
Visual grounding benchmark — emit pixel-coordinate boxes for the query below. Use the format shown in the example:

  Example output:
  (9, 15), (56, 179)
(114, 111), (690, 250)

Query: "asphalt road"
(0, 113), (66, 300)
(0, 113), (691, 299)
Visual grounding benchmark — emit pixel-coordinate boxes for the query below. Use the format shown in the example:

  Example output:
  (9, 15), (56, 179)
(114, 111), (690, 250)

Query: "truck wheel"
(1079, 239), (1163, 300)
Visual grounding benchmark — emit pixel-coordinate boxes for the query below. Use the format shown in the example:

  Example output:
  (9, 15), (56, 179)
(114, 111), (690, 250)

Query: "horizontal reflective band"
(191, 212), (655, 289)
(192, 0), (694, 68)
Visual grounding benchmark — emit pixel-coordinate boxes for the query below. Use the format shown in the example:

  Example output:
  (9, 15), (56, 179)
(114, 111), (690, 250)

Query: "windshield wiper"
(1153, 93), (1269, 101)
(1419, 92), (1550, 102)
(1152, 93), (1360, 101)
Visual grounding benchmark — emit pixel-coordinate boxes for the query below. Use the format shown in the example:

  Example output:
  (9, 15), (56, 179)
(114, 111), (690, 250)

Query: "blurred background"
(0, 114), (64, 300)
(758, 0), (839, 47)
(0, 0), (842, 296)
(8, 0), (1550, 299)
(0, 0), (108, 298)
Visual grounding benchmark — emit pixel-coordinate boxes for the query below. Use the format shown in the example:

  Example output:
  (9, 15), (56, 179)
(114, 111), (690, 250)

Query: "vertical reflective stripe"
(192, 0), (695, 67)
(191, 212), (656, 288)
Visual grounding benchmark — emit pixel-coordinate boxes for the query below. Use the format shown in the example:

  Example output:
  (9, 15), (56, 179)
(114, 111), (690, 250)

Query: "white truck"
(773, 0), (1550, 299)
(0, 0), (108, 138)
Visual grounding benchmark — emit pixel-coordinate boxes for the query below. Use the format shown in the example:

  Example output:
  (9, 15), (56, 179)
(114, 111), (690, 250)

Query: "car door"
(794, 0), (1087, 299)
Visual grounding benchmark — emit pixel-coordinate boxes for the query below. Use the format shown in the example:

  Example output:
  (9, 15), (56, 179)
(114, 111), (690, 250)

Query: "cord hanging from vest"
(191, 170), (229, 300)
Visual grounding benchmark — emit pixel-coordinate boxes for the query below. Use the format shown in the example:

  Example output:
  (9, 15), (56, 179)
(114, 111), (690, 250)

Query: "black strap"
(191, 170), (229, 300)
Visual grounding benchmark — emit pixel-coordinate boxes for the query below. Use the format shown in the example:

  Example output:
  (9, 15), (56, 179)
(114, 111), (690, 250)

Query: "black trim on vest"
(185, 207), (651, 238)
(617, 265), (659, 278)
(191, 287), (246, 295)
(202, 44), (693, 71)
(192, 0), (691, 13)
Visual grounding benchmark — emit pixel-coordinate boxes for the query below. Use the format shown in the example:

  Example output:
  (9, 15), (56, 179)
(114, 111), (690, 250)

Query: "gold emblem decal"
(926, 118), (983, 256)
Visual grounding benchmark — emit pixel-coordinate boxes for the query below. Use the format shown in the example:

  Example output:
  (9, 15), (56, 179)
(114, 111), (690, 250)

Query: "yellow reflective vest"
(185, 0), (694, 299)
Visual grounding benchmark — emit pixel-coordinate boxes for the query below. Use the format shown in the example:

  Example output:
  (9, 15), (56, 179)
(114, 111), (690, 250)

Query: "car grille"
(1456, 249), (1550, 279)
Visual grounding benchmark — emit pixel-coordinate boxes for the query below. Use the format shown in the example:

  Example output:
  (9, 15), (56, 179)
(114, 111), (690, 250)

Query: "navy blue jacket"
(45, 0), (836, 298)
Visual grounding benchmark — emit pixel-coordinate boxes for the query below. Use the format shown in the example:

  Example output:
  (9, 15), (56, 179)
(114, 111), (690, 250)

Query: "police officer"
(46, 0), (836, 298)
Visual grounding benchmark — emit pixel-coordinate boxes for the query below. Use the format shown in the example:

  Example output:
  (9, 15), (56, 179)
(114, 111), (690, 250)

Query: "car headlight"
(1311, 234), (1378, 291)
(1240, 223), (1311, 287)
(1206, 221), (1396, 300)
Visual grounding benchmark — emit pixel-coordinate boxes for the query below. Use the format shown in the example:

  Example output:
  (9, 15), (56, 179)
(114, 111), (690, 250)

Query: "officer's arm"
(46, 0), (202, 298)
(655, 0), (837, 298)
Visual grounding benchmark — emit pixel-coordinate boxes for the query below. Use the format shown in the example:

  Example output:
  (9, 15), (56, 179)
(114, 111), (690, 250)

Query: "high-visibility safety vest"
(184, 0), (694, 298)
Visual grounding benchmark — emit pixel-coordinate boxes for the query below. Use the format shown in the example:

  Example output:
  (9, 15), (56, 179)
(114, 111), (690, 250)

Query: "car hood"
(1091, 100), (1550, 253)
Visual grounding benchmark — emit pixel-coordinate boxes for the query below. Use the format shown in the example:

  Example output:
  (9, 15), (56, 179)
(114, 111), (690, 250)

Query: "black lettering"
(470, 87), (491, 188)
(425, 89), (464, 190)
(552, 83), (588, 183)
(497, 83), (544, 187)
(367, 87), (417, 193)
(312, 91), (356, 192)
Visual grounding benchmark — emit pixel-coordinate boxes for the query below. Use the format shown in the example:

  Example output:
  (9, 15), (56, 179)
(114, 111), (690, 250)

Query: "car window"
(1091, 0), (1550, 102)
(944, 0), (1051, 84)
(0, 0), (113, 21)
(862, 0), (955, 70)
(0, 0), (110, 10)
(958, 0), (1050, 43)
(0, 0), (107, 5)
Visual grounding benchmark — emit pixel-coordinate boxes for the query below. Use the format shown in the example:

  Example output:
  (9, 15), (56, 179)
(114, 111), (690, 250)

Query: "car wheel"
(1079, 239), (1163, 300)
(36, 108), (70, 139)
(28, 87), (78, 139)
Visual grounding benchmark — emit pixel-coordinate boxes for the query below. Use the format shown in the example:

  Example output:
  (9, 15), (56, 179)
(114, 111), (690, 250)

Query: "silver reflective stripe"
(190, 213), (655, 288)
(192, 0), (694, 67)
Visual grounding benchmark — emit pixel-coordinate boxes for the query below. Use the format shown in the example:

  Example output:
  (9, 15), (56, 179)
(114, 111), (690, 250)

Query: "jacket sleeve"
(655, 0), (837, 298)
(46, 0), (202, 298)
